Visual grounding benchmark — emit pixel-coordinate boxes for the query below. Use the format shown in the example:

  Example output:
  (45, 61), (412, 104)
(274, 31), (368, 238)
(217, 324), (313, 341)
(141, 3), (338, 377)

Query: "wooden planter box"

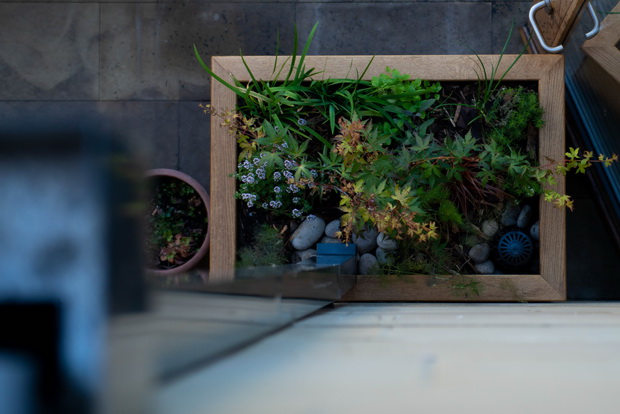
(209, 54), (565, 302)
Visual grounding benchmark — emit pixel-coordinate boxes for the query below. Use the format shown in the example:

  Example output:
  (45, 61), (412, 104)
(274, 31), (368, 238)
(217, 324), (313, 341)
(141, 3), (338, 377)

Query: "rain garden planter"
(145, 168), (210, 276)
(207, 53), (567, 301)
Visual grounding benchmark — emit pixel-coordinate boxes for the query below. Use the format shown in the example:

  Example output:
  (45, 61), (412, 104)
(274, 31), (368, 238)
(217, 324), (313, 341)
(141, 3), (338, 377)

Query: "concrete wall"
(0, 1), (531, 192)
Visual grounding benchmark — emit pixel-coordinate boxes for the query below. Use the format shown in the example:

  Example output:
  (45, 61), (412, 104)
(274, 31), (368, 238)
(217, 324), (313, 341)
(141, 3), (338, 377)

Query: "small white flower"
(283, 170), (293, 179)
(269, 200), (282, 208)
(289, 184), (300, 193)
(243, 160), (252, 169)
(293, 197), (300, 204)
(311, 169), (318, 177)
(284, 160), (294, 170)
(307, 214), (317, 221)
(292, 209), (302, 218)
(273, 186), (281, 193)
(253, 158), (260, 165)
(262, 202), (268, 209)
(297, 118), (307, 126)
(247, 201), (254, 208)
(256, 168), (266, 180)
(273, 171), (282, 181)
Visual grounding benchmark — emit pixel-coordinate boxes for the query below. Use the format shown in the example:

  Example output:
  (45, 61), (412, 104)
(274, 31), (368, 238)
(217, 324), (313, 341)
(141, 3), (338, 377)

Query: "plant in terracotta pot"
(197, 23), (617, 301)
(144, 169), (210, 275)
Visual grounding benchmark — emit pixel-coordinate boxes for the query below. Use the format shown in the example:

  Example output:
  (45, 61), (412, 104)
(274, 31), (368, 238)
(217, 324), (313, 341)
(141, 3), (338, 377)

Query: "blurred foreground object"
(0, 119), (147, 414)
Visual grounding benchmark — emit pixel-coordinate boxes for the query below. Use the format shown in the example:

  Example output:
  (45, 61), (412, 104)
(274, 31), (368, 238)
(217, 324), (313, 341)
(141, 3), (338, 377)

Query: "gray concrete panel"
(492, 2), (532, 54)
(179, 101), (210, 192)
(100, 3), (295, 101)
(295, 2), (492, 55)
(0, 4), (99, 100)
(96, 101), (179, 171)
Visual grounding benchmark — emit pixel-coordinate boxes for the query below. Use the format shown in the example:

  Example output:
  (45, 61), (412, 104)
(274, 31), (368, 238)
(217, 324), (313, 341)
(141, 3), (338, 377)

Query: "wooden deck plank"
(155, 303), (620, 414)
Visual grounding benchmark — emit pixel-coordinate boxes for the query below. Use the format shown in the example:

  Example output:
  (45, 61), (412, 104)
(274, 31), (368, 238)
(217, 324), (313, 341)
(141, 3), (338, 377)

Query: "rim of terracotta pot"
(145, 168), (210, 276)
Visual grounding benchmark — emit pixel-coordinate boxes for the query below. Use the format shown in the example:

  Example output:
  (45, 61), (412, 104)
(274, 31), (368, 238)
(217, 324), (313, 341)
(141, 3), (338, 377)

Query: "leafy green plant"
(145, 177), (209, 269)
(197, 22), (618, 275)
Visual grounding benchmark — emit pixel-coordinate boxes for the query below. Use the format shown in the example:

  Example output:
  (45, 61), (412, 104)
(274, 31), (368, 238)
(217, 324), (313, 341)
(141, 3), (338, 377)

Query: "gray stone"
(352, 228), (379, 254)
(376, 232), (398, 250)
(475, 260), (495, 274)
(481, 219), (499, 237)
(179, 101), (211, 192)
(0, 4), (99, 100)
(358, 253), (378, 275)
(291, 248), (317, 263)
(375, 247), (390, 264)
(501, 203), (521, 227)
(324, 219), (341, 238)
(290, 216), (326, 250)
(296, 3), (493, 55)
(517, 205), (533, 228)
(468, 243), (490, 264)
(100, 3), (296, 100)
(319, 236), (340, 244)
(530, 221), (540, 241)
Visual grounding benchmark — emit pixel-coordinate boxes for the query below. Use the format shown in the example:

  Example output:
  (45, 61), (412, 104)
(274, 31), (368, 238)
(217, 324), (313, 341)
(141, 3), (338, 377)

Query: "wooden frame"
(581, 2), (620, 84)
(209, 54), (566, 302)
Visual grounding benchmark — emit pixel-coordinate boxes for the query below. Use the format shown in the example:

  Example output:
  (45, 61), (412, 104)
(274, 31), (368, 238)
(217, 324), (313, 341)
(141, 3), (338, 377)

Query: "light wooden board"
(155, 303), (620, 414)
(531, 0), (588, 52)
(209, 54), (566, 301)
(582, 2), (620, 84)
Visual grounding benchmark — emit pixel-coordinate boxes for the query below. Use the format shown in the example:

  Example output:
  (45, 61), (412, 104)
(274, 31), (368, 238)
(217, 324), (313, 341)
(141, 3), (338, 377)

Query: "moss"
(237, 224), (286, 268)
(438, 199), (463, 226)
(486, 86), (544, 151)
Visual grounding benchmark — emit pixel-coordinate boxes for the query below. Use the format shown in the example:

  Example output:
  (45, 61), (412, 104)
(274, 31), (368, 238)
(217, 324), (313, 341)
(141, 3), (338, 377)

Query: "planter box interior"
(209, 54), (565, 302)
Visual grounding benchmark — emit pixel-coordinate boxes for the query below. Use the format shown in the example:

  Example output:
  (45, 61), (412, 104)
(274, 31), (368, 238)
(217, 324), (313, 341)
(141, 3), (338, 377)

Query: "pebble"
(358, 253), (378, 275)
(290, 216), (326, 250)
(481, 219), (499, 237)
(501, 203), (521, 227)
(320, 236), (340, 244)
(292, 248), (317, 263)
(376, 232), (398, 250)
(517, 205), (532, 228)
(475, 260), (495, 274)
(530, 221), (540, 241)
(375, 247), (391, 264)
(468, 243), (490, 263)
(352, 227), (379, 254)
(324, 219), (341, 238)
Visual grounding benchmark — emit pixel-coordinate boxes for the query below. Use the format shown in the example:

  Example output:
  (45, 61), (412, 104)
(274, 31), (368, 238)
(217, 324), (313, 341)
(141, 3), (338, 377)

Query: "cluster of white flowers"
(256, 167), (266, 179)
(241, 193), (258, 208)
(235, 150), (312, 218)
(269, 200), (283, 208)
(241, 173), (255, 184)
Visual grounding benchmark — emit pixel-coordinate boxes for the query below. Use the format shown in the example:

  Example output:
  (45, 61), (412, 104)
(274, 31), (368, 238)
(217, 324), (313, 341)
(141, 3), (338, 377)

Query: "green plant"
(146, 177), (209, 269)
(198, 22), (618, 275)
(237, 224), (286, 267)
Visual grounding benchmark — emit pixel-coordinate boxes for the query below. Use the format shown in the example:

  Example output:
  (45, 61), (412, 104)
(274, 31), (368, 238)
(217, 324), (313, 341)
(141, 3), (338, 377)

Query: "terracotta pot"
(145, 168), (210, 275)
